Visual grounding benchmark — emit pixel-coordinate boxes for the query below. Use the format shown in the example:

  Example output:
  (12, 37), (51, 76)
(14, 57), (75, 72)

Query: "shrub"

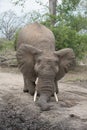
(50, 25), (87, 59)
(42, 22), (87, 59)
(0, 39), (14, 51)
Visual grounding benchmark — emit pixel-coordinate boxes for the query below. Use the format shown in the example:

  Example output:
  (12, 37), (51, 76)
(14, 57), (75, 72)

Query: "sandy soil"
(0, 66), (87, 130)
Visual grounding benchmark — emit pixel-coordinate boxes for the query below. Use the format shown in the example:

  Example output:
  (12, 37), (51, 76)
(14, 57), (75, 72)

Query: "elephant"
(16, 22), (75, 111)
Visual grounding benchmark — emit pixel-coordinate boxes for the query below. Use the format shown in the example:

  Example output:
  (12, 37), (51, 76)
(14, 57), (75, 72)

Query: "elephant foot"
(23, 89), (35, 95)
(23, 81), (35, 95)
(23, 87), (35, 95)
(23, 89), (29, 93)
(29, 86), (35, 96)
(29, 90), (35, 96)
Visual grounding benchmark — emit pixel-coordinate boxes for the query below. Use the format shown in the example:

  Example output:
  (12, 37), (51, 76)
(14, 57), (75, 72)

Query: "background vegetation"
(0, 0), (87, 60)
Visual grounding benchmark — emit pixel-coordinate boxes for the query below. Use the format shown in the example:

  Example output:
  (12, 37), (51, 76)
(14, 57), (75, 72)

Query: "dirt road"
(0, 67), (87, 130)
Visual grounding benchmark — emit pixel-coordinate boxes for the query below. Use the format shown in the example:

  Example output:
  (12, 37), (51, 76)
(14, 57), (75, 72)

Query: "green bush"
(0, 39), (14, 51)
(14, 29), (21, 50)
(50, 25), (87, 59)
(42, 22), (87, 59)
(0, 43), (3, 50)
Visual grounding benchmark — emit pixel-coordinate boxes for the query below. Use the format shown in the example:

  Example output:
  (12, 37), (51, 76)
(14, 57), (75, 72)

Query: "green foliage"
(11, 0), (25, 6)
(48, 25), (87, 59)
(0, 39), (14, 51)
(56, 0), (80, 24)
(67, 15), (87, 32)
(14, 29), (21, 50)
(42, 0), (87, 59)
(10, 0), (87, 59)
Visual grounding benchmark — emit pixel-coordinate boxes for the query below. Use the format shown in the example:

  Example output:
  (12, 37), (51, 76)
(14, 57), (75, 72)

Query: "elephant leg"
(23, 75), (35, 95)
(23, 76), (29, 92)
(28, 81), (35, 95)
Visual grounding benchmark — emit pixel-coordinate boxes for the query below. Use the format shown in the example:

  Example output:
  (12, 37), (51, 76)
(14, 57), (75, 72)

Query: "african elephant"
(16, 22), (75, 111)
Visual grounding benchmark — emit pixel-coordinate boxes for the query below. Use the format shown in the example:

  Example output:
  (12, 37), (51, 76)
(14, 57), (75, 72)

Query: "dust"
(0, 66), (87, 130)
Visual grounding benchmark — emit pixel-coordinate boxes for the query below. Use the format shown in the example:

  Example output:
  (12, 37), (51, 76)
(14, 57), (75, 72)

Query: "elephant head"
(17, 44), (75, 111)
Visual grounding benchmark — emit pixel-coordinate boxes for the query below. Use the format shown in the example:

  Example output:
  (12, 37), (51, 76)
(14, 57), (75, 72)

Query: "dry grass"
(60, 65), (87, 83)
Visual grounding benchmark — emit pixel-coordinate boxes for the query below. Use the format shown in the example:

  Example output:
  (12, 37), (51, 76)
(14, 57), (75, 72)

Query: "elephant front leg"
(23, 75), (35, 95)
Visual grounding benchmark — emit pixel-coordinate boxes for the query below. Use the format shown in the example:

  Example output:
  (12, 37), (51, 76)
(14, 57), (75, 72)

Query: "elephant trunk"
(37, 94), (52, 111)
(36, 76), (54, 111)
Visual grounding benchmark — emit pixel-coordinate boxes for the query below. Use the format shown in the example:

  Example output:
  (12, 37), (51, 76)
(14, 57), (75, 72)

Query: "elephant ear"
(54, 48), (76, 73)
(16, 44), (42, 74)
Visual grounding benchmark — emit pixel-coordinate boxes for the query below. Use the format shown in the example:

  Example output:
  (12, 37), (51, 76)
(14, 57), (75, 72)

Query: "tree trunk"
(49, 0), (57, 25)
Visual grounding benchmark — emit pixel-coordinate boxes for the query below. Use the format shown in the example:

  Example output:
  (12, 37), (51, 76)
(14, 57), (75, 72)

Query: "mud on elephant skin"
(16, 22), (76, 111)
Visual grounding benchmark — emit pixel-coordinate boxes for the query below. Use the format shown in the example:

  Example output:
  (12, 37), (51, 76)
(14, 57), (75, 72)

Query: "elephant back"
(16, 22), (55, 51)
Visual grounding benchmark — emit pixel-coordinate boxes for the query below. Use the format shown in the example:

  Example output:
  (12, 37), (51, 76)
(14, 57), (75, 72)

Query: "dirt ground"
(0, 66), (87, 130)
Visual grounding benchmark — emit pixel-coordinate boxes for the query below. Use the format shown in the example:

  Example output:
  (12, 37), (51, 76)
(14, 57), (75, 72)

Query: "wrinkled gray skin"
(16, 22), (75, 111)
